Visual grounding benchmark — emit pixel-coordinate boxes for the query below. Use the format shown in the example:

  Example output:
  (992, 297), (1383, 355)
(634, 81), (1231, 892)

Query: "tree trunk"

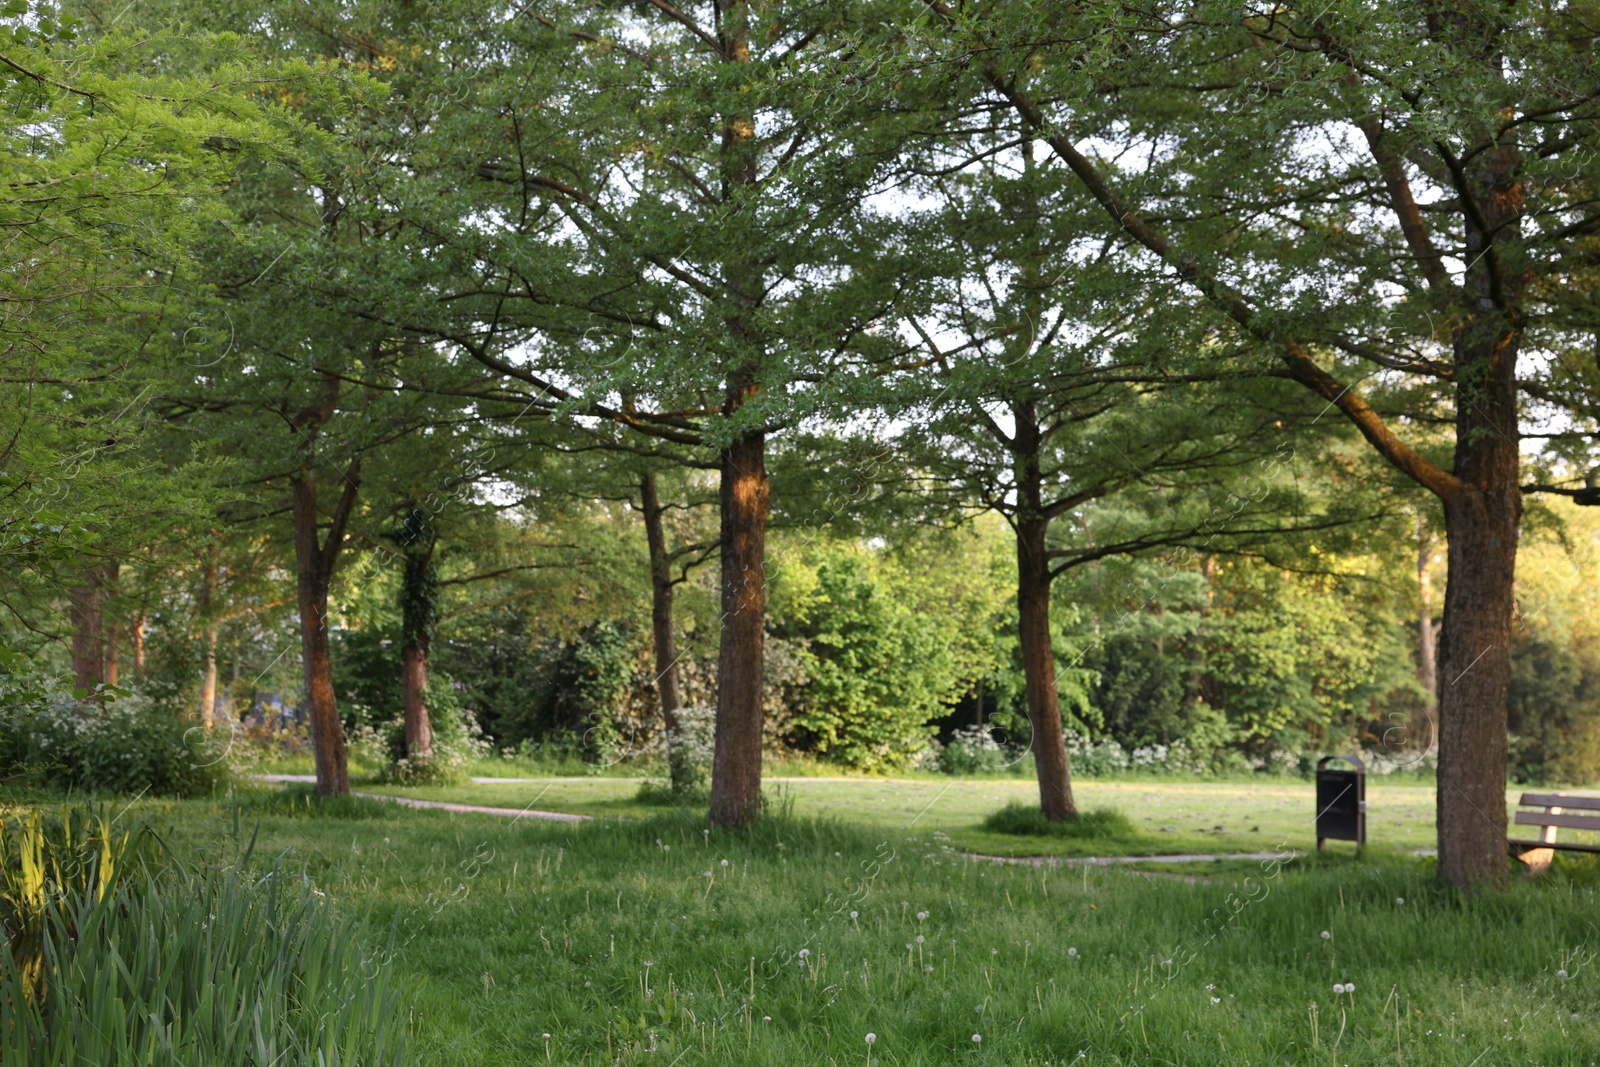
(707, 0), (765, 828)
(709, 416), (768, 828)
(1433, 112), (1523, 889)
(642, 471), (691, 793)
(292, 469), (356, 797)
(198, 540), (220, 727)
(1417, 520), (1437, 704)
(131, 612), (146, 673)
(396, 511), (438, 762)
(1017, 517), (1077, 821)
(401, 640), (433, 759)
(68, 567), (107, 694)
(105, 622), (121, 688)
(1010, 395), (1076, 821)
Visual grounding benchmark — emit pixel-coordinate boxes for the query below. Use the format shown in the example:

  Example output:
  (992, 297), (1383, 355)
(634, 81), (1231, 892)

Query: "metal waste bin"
(1316, 754), (1366, 850)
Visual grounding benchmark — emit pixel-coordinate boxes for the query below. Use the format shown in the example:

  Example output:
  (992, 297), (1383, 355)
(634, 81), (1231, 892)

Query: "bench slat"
(1518, 792), (1600, 811)
(1510, 840), (1600, 856)
(1514, 811), (1600, 832)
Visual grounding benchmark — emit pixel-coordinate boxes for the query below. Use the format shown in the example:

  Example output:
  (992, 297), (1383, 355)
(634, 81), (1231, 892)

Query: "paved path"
(352, 792), (589, 822)
(257, 774), (892, 785)
(963, 850), (1296, 867)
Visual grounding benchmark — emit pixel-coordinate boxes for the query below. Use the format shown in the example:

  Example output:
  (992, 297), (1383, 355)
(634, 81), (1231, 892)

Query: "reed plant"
(0, 804), (414, 1066)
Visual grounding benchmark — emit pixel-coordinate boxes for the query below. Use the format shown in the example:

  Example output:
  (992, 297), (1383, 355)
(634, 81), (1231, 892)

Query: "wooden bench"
(1508, 792), (1600, 875)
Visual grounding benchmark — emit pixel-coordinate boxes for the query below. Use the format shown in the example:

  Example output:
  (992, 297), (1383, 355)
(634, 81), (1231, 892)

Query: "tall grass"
(137, 794), (1600, 1066)
(0, 805), (415, 1066)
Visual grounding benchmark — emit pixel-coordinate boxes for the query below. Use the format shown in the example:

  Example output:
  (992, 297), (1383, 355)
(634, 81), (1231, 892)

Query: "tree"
(335, 0), (906, 825)
(881, 123), (1357, 819)
(1, 2), (343, 678)
(909, 0), (1600, 888)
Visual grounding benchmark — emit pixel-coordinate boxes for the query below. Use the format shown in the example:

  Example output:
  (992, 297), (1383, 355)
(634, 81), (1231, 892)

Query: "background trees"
(8, 0), (1600, 894)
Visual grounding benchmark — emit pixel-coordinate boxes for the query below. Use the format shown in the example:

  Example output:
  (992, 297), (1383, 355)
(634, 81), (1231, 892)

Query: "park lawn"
(354, 777), (1477, 858)
(130, 788), (1600, 1066)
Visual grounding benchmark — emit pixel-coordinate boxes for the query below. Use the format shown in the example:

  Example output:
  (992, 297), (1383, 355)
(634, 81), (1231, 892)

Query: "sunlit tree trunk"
(290, 424), (360, 797)
(707, 0), (770, 829)
(710, 393), (768, 827)
(198, 539), (221, 726)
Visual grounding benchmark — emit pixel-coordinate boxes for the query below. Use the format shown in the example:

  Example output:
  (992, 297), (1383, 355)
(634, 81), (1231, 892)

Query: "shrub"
(0, 689), (227, 797)
(642, 703), (716, 795)
(0, 805), (415, 1065)
(351, 674), (491, 786)
(939, 725), (1010, 775)
(1064, 730), (1132, 777)
(981, 803), (1138, 840)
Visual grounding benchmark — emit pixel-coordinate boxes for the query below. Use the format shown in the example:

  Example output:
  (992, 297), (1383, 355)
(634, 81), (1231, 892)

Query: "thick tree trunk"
(1436, 489), (1517, 889)
(68, 567), (106, 694)
(1427, 71), (1524, 888)
(401, 640), (433, 759)
(131, 613), (146, 673)
(292, 472), (354, 797)
(1434, 320), (1520, 889)
(709, 419), (768, 828)
(641, 472), (691, 793)
(1017, 518), (1076, 821)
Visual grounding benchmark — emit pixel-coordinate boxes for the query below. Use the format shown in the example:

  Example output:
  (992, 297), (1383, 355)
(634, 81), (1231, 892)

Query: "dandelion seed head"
(1320, 931), (1331, 940)
(971, 1033), (982, 1043)
(865, 1033), (876, 1045)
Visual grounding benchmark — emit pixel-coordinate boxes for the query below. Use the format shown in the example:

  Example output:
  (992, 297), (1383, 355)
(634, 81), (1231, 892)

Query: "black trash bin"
(1315, 754), (1366, 851)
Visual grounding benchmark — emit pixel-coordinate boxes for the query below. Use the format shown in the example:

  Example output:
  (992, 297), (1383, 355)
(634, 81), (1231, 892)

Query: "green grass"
(353, 775), (1456, 857)
(982, 803), (1139, 840)
(107, 786), (1600, 1066)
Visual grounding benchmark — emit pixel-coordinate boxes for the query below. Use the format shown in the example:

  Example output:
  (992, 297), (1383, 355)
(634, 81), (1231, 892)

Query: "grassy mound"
(982, 802), (1138, 840)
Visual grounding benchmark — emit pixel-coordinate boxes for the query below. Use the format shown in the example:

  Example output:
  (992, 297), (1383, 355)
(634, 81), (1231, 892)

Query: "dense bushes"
(347, 673), (490, 785)
(0, 805), (415, 1065)
(0, 665), (225, 797)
